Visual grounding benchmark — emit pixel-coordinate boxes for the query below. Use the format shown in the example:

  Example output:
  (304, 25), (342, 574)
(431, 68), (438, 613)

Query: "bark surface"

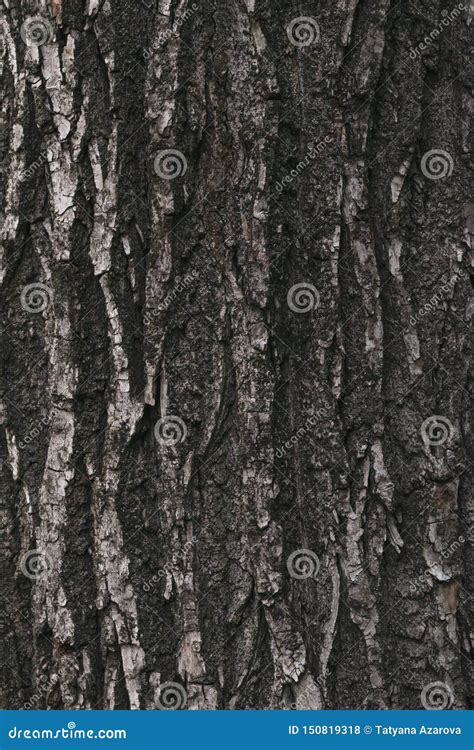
(0, 0), (472, 710)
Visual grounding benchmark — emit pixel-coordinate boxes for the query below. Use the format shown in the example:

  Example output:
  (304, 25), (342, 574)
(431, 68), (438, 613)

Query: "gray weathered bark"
(0, 0), (472, 710)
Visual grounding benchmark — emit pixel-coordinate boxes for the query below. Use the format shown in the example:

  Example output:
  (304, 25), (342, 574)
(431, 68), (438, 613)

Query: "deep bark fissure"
(0, 0), (472, 711)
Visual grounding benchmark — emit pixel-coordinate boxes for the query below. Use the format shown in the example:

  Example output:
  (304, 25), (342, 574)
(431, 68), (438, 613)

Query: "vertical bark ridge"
(0, 0), (471, 710)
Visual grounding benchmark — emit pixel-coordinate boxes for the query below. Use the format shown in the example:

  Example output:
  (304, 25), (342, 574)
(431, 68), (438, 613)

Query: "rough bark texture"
(0, 0), (472, 711)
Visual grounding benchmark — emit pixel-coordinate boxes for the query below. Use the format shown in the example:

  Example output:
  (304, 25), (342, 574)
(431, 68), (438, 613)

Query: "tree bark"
(0, 0), (472, 710)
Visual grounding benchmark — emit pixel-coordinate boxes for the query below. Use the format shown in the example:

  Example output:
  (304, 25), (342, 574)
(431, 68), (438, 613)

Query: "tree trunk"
(0, 0), (472, 711)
